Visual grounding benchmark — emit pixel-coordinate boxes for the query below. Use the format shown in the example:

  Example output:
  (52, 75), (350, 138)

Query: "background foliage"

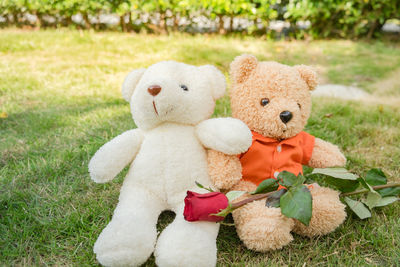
(0, 0), (399, 38)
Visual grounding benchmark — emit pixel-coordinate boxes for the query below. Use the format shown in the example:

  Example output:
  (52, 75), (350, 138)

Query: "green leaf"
(364, 191), (382, 209)
(356, 176), (382, 209)
(265, 189), (287, 208)
(225, 191), (246, 202)
(377, 187), (400, 197)
(325, 176), (360, 193)
(344, 197), (371, 219)
(250, 179), (279, 195)
(280, 185), (312, 226)
(195, 181), (214, 192)
(375, 196), (399, 207)
(278, 171), (304, 188)
(365, 168), (387, 186)
(358, 177), (375, 192)
(195, 181), (205, 188)
(312, 167), (358, 180)
(213, 205), (233, 218)
(313, 168), (359, 193)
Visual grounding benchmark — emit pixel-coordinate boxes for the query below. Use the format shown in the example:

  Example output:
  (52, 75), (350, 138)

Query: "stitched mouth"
(153, 101), (158, 115)
(278, 122), (291, 136)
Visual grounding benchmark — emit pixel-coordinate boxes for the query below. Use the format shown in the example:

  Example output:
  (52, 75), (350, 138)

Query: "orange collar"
(251, 131), (303, 147)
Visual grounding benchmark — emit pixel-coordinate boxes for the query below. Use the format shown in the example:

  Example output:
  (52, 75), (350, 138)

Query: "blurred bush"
(0, 0), (399, 38)
(285, 0), (400, 38)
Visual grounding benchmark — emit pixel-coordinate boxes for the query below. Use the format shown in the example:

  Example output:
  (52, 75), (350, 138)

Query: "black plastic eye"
(260, 98), (270, 106)
(180, 84), (188, 91)
(297, 103), (302, 109)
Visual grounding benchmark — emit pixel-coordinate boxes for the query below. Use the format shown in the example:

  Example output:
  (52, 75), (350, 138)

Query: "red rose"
(183, 191), (229, 222)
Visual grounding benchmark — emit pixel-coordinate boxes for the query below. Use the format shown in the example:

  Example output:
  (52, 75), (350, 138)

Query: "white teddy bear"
(88, 61), (252, 267)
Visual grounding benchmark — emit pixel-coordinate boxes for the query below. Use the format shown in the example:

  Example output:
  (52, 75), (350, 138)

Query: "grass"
(1, 28), (400, 266)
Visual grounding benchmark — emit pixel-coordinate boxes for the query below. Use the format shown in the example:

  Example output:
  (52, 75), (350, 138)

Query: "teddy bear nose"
(148, 85), (162, 96)
(280, 111), (293, 124)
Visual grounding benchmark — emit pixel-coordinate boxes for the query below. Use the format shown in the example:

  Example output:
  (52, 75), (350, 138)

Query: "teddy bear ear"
(294, 65), (318, 90)
(121, 68), (146, 102)
(199, 65), (227, 100)
(230, 54), (258, 84)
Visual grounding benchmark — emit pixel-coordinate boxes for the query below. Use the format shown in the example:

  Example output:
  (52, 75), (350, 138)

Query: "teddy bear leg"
(154, 205), (220, 267)
(232, 200), (294, 252)
(94, 187), (165, 267)
(293, 185), (346, 237)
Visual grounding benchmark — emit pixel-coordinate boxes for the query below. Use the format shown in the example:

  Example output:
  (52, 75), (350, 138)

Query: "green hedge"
(285, 0), (400, 38)
(0, 0), (399, 38)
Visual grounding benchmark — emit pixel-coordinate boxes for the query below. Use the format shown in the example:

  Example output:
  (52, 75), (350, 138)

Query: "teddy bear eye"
(260, 98), (270, 106)
(297, 103), (302, 109)
(180, 84), (188, 91)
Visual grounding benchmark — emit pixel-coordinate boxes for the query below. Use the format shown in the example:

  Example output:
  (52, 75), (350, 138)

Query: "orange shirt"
(239, 131), (315, 187)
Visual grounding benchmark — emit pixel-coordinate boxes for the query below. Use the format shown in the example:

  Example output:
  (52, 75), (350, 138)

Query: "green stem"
(340, 182), (400, 197)
(222, 183), (400, 217)
(229, 183), (400, 210)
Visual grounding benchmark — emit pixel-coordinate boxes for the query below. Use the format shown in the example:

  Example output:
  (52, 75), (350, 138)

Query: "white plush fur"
(196, 118), (252, 155)
(88, 129), (144, 183)
(198, 65), (226, 99)
(121, 68), (146, 102)
(89, 61), (252, 267)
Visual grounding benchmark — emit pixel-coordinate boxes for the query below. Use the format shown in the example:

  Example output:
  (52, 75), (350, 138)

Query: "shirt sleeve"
(301, 132), (315, 165)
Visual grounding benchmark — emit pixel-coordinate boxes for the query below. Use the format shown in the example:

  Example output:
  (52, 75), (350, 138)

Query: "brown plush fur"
(233, 202), (294, 251)
(208, 54), (347, 252)
(207, 151), (242, 190)
(230, 55), (314, 140)
(293, 185), (346, 237)
(308, 138), (346, 168)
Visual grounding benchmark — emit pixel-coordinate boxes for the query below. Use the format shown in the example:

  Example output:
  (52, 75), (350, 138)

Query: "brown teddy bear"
(208, 54), (347, 252)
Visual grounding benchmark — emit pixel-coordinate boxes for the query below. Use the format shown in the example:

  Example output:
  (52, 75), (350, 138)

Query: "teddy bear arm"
(207, 150), (242, 190)
(195, 118), (252, 155)
(308, 138), (346, 168)
(88, 129), (144, 183)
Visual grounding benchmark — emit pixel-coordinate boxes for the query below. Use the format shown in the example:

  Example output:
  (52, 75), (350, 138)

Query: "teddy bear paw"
(93, 220), (157, 267)
(154, 216), (219, 267)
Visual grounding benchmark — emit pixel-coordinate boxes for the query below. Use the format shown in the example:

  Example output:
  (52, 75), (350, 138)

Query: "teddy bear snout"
(148, 85), (162, 96)
(280, 111), (293, 124)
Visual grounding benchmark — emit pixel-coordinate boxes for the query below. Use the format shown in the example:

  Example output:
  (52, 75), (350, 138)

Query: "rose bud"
(183, 191), (229, 222)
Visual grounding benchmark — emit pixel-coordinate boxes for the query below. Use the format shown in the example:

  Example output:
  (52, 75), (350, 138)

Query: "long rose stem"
(230, 191), (275, 209)
(340, 182), (400, 197)
(229, 183), (400, 210)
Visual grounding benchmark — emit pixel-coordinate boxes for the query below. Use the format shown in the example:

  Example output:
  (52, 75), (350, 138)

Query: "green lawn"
(1, 29), (400, 266)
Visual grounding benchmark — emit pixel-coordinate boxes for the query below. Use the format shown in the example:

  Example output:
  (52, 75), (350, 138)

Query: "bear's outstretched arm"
(207, 150), (243, 190)
(308, 138), (346, 168)
(195, 118), (252, 155)
(88, 129), (144, 183)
